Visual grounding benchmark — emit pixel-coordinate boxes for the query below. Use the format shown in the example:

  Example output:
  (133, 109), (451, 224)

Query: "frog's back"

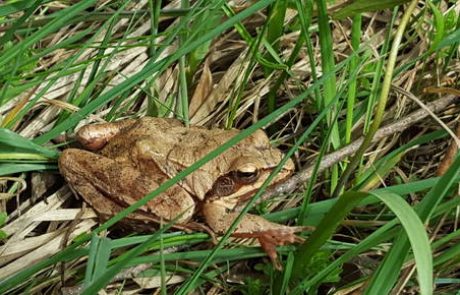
(99, 117), (183, 159)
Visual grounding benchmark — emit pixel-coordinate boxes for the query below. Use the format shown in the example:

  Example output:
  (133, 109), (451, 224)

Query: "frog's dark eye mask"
(206, 169), (261, 198)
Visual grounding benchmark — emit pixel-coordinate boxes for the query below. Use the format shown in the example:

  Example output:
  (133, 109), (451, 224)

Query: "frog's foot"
(203, 201), (312, 270)
(233, 226), (306, 270)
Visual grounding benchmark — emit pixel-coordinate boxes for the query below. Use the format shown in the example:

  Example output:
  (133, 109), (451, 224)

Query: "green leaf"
(291, 190), (433, 295)
(365, 152), (460, 294)
(291, 191), (367, 287)
(84, 235), (112, 288)
(369, 191), (433, 295)
(187, 9), (222, 75)
(264, 0), (288, 76)
(82, 220), (174, 294)
(0, 128), (58, 159)
(293, 196), (460, 292)
(428, 1), (445, 51)
(444, 9), (457, 33)
(0, 0), (98, 70)
(0, 230), (8, 241)
(316, 0), (340, 150)
(0, 211), (7, 226)
(436, 27), (460, 50)
(0, 163), (56, 176)
(0, 0), (41, 17)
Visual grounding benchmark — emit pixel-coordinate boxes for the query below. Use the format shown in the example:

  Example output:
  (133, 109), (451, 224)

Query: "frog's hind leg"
(59, 148), (195, 224)
(202, 200), (308, 270)
(76, 119), (137, 151)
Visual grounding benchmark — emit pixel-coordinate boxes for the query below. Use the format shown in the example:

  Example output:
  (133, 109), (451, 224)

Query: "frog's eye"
(233, 169), (259, 184)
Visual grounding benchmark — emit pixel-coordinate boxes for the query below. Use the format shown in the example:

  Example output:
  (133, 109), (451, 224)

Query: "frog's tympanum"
(59, 117), (303, 269)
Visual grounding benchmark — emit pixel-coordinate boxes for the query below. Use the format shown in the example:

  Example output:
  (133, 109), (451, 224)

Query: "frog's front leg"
(202, 199), (305, 270)
(76, 119), (136, 151)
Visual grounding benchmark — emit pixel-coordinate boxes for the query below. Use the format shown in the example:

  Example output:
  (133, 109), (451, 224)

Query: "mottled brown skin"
(59, 117), (302, 269)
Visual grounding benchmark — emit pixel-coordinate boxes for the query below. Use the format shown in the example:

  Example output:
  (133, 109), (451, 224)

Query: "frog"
(58, 117), (304, 269)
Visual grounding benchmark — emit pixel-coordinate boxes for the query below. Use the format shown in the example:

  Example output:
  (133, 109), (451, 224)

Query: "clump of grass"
(0, 0), (460, 294)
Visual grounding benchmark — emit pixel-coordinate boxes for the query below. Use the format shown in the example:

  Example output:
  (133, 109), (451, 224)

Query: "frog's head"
(204, 129), (295, 203)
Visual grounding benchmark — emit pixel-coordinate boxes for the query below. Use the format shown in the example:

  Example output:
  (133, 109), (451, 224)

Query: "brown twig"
(240, 94), (459, 209)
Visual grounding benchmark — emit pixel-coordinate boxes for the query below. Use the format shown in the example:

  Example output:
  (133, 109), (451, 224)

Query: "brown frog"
(59, 117), (303, 269)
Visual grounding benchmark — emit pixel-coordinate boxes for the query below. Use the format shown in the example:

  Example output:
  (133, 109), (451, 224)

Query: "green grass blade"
(300, 196), (460, 291)
(84, 235), (112, 288)
(345, 14), (361, 145)
(177, 0), (190, 125)
(3, 9), (126, 129)
(0, 128), (58, 158)
(0, 0), (45, 17)
(436, 27), (460, 50)
(0, 246), (89, 293)
(363, 8), (396, 135)
(315, 0), (340, 150)
(292, 191), (368, 285)
(332, 0), (418, 197)
(0, 163), (55, 176)
(264, 0), (288, 86)
(365, 152), (460, 293)
(370, 191), (433, 295)
(175, 56), (350, 294)
(332, 0), (411, 19)
(34, 0), (275, 144)
(82, 220), (175, 294)
(428, 0), (445, 51)
(84, 234), (101, 287)
(0, 0), (97, 69)
(290, 190), (432, 295)
(0, 0), (43, 46)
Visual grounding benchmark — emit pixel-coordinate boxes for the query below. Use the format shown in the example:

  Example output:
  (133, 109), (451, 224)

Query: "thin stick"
(393, 85), (460, 147)
(243, 94), (458, 208)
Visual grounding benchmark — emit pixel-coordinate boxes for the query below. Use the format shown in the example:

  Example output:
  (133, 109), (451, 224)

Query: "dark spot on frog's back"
(177, 129), (188, 136)
(93, 170), (108, 182)
(198, 132), (207, 140)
